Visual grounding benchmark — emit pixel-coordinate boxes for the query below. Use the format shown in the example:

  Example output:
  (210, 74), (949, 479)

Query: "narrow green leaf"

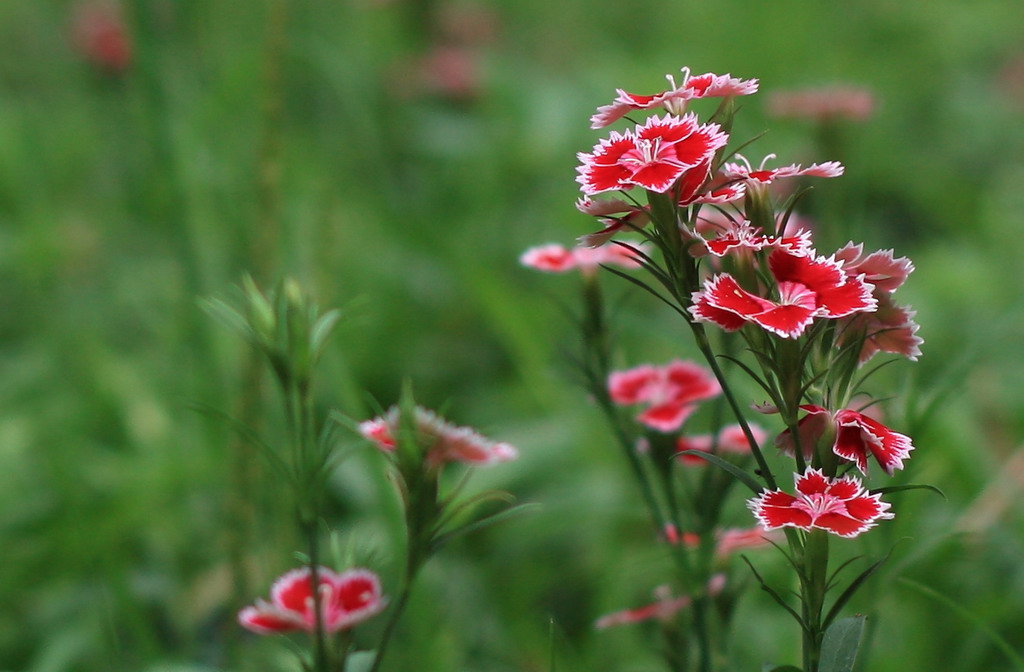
(717, 354), (782, 406)
(431, 502), (541, 550)
(310, 308), (343, 358)
(741, 556), (808, 632)
(676, 449), (763, 494)
(188, 402), (295, 484)
(762, 666), (803, 672)
(819, 615), (866, 672)
(900, 579), (1024, 671)
(343, 651), (376, 672)
(602, 265), (691, 319)
(870, 483), (946, 500)
(823, 552), (890, 629)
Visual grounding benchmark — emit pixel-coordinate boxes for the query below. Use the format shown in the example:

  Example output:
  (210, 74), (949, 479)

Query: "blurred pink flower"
(766, 86), (876, 122)
(608, 360), (721, 432)
(72, 1), (133, 73)
(519, 241), (647, 275)
(359, 406), (518, 466)
(239, 567), (386, 634)
(594, 576), (725, 629)
(676, 423), (768, 465)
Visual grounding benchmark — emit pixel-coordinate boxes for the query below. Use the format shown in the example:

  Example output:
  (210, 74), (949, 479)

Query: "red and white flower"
(577, 113), (728, 195)
(575, 197), (652, 247)
(690, 249), (876, 338)
(748, 468), (893, 538)
(833, 243), (914, 294)
(839, 293), (923, 363)
(776, 405), (914, 475)
(722, 154), (845, 185)
(590, 68), (759, 129)
(359, 407), (518, 466)
(608, 360), (721, 432)
(519, 241), (646, 275)
(687, 213), (813, 258)
(239, 567), (386, 634)
(832, 243), (922, 362)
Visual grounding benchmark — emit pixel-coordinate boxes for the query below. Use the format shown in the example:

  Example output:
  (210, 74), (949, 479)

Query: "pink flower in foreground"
(748, 468), (893, 538)
(776, 405), (914, 475)
(722, 155), (844, 186)
(359, 407), (518, 466)
(690, 249), (876, 339)
(591, 68), (759, 129)
(609, 360), (721, 432)
(519, 241), (646, 275)
(577, 113), (728, 195)
(239, 567), (386, 634)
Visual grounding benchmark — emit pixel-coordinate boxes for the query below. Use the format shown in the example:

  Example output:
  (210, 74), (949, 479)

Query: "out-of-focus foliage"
(2, 0), (1023, 670)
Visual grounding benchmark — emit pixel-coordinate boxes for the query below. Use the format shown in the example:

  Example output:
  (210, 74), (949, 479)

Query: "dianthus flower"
(359, 406), (518, 466)
(576, 113), (728, 195)
(690, 249), (876, 339)
(722, 155), (845, 186)
(590, 68), (759, 129)
(833, 243), (922, 362)
(776, 405), (914, 475)
(686, 213), (813, 258)
(519, 241), (646, 275)
(747, 468), (893, 538)
(239, 567), (386, 634)
(608, 360), (721, 432)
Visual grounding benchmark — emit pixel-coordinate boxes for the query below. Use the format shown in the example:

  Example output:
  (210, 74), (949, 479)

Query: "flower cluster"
(239, 567), (386, 635)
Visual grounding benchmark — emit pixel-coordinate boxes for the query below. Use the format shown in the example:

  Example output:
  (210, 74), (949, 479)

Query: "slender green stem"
(368, 560), (419, 672)
(690, 323), (778, 491)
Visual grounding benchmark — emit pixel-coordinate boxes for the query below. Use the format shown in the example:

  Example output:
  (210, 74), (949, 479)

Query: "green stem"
(801, 530), (830, 672)
(690, 322), (778, 491)
(368, 560), (420, 672)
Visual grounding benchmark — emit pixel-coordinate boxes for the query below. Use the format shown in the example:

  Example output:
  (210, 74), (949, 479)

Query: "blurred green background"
(3, 0), (1024, 670)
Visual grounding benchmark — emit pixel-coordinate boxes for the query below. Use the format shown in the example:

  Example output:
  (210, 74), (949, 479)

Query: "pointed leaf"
(431, 502), (541, 551)
(819, 615), (866, 672)
(870, 483), (946, 500)
(899, 579), (1024, 671)
(741, 556), (808, 632)
(676, 449), (764, 494)
(823, 551), (890, 629)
